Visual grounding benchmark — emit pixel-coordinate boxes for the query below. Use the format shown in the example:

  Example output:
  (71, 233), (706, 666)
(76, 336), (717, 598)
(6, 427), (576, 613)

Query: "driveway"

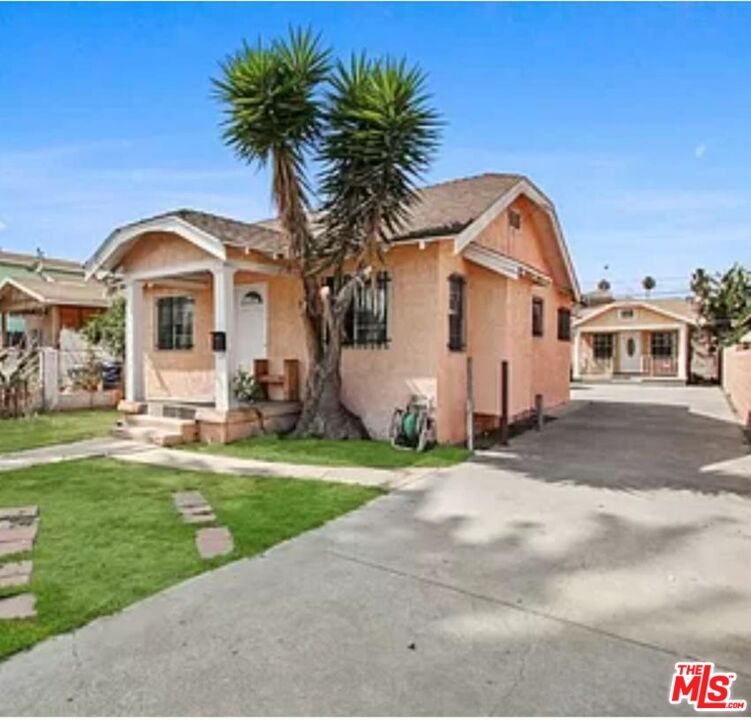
(1, 384), (749, 715)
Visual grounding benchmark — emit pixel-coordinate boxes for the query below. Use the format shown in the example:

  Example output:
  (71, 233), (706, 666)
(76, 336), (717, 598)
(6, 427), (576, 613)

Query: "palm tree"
(642, 275), (656, 297)
(215, 30), (439, 438)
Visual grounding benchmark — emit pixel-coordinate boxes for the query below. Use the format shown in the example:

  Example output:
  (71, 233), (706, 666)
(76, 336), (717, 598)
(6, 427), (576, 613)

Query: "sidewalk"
(0, 437), (148, 472)
(0, 438), (438, 490)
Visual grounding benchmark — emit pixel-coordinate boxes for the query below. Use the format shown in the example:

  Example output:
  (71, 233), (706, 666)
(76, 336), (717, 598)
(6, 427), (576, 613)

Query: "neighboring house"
(0, 275), (110, 348)
(0, 250), (109, 348)
(721, 317), (751, 428)
(85, 173), (580, 444)
(572, 297), (710, 383)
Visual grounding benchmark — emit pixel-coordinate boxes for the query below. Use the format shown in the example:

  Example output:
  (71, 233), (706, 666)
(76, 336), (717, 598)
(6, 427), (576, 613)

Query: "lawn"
(185, 435), (470, 469)
(0, 410), (120, 454)
(0, 458), (380, 661)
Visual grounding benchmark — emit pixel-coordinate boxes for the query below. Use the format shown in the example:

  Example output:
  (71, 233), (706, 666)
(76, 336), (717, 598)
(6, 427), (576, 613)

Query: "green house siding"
(0, 261), (82, 282)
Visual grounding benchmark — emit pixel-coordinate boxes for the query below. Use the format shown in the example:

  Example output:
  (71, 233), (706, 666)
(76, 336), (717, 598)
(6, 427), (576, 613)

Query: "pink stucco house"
(85, 173), (580, 445)
(572, 298), (705, 383)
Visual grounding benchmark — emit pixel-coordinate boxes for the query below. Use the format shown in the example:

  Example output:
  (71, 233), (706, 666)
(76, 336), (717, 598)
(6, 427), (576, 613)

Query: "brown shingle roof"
(114, 209), (286, 255)
(151, 173), (528, 254)
(172, 209), (285, 255)
(0, 276), (110, 307)
(256, 173), (525, 241)
(392, 173), (524, 240)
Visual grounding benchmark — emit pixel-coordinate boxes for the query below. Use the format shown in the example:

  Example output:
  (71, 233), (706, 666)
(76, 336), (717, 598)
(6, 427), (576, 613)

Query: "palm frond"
(213, 27), (331, 264)
(318, 54), (441, 266)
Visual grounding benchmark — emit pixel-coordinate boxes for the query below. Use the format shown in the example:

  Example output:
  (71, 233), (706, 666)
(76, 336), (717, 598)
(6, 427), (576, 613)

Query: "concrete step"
(117, 414), (197, 444)
(124, 414), (195, 431)
(112, 424), (186, 447)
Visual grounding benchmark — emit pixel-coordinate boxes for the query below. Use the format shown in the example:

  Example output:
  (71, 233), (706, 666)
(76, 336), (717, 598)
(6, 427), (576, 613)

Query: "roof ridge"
(419, 172), (525, 192)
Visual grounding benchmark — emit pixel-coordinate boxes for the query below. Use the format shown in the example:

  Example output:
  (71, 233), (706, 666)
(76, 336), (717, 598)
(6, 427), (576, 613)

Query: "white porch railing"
(641, 355), (678, 377)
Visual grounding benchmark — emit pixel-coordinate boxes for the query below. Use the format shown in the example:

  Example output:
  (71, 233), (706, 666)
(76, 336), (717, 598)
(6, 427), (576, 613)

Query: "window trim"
(155, 295), (195, 351)
(557, 307), (572, 341)
(592, 332), (614, 359)
(650, 330), (675, 358)
(447, 273), (466, 352)
(509, 208), (522, 230)
(619, 308), (635, 320)
(532, 297), (544, 338)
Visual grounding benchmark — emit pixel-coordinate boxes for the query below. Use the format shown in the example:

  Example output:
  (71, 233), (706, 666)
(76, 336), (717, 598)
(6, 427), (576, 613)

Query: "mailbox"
(211, 331), (226, 352)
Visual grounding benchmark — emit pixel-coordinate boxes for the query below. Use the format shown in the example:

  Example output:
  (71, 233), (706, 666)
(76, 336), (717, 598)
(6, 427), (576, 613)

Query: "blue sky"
(1, 2), (750, 295)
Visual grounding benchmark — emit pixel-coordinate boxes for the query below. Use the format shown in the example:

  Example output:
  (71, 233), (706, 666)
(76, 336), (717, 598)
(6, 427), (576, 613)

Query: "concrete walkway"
(0, 437), (433, 490)
(107, 444), (434, 489)
(0, 384), (749, 715)
(0, 437), (148, 472)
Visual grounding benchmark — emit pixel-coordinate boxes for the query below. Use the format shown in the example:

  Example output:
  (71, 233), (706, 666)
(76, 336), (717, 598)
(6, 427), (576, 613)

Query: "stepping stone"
(0, 539), (33, 558)
(0, 506), (38, 522)
(0, 560), (32, 589)
(195, 527), (233, 559)
(182, 511), (216, 525)
(0, 593), (36, 620)
(173, 491), (208, 510)
(0, 520), (38, 544)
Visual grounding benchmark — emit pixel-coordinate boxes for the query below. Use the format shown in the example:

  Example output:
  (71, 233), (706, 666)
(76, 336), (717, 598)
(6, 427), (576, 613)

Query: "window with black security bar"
(448, 274), (466, 351)
(325, 272), (391, 349)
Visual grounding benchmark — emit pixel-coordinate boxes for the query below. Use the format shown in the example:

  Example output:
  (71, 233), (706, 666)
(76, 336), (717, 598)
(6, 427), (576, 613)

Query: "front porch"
(116, 398), (301, 445)
(574, 326), (688, 382)
(98, 222), (307, 444)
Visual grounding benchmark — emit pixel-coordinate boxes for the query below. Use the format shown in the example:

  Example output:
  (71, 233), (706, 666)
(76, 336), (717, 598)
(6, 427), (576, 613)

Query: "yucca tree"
(215, 29), (329, 361)
(215, 30), (439, 438)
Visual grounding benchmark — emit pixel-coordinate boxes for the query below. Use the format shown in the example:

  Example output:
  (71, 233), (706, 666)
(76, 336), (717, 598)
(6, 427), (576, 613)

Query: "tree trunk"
(292, 334), (368, 439)
(292, 279), (369, 440)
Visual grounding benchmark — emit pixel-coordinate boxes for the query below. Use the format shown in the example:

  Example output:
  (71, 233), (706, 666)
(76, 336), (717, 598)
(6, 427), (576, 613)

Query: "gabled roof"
(392, 173), (524, 240)
(137, 210), (283, 254)
(0, 276), (110, 308)
(85, 173), (579, 298)
(574, 297), (698, 327)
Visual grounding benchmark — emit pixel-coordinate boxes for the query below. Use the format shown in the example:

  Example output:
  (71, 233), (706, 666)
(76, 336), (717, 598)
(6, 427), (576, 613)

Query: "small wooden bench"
(253, 358), (300, 401)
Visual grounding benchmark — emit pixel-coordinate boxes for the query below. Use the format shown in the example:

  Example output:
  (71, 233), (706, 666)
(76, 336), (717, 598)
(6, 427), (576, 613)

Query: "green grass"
(185, 435), (470, 469)
(0, 410), (120, 454)
(0, 458), (380, 660)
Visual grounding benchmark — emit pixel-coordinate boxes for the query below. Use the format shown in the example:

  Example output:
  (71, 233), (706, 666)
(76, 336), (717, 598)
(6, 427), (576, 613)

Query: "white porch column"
(677, 325), (688, 382)
(572, 329), (581, 380)
(212, 265), (237, 412)
(124, 279), (145, 402)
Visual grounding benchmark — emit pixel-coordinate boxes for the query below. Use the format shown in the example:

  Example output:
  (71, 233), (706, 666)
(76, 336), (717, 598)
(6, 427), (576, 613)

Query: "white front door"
(235, 283), (268, 371)
(618, 331), (641, 373)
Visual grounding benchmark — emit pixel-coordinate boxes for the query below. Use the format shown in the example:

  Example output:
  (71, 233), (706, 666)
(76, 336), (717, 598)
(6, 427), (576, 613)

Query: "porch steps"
(113, 414), (197, 446)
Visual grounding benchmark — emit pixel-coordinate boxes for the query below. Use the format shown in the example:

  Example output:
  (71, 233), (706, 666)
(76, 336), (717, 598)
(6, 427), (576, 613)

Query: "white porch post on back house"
(677, 325), (688, 382)
(213, 265), (237, 412)
(124, 279), (145, 402)
(572, 329), (581, 380)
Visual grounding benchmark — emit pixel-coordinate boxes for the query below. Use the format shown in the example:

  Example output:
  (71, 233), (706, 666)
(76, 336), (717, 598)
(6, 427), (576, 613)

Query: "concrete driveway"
(1, 384), (749, 715)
